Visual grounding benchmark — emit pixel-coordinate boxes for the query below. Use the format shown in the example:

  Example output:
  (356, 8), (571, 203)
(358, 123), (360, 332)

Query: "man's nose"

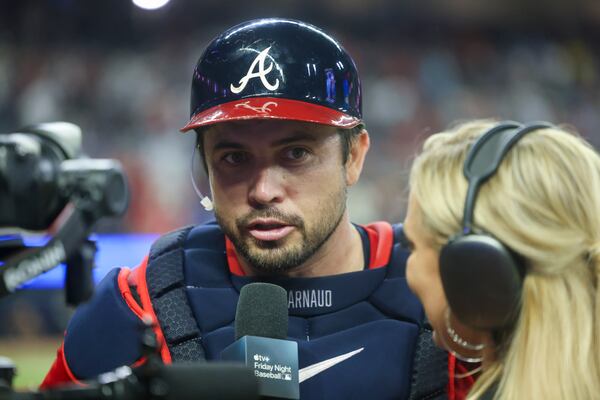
(248, 167), (285, 206)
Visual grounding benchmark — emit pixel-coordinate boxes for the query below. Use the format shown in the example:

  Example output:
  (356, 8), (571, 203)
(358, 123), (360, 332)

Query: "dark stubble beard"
(216, 187), (347, 275)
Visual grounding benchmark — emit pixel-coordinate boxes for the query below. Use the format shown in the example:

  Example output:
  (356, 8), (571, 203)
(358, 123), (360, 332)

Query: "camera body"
(0, 122), (129, 302)
(0, 122), (128, 233)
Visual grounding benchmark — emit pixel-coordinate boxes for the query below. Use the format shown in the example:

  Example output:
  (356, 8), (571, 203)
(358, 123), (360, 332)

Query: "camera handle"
(0, 202), (100, 306)
(64, 239), (96, 307)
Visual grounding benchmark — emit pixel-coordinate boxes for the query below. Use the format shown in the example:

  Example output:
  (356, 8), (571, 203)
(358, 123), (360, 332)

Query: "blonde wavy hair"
(409, 120), (600, 399)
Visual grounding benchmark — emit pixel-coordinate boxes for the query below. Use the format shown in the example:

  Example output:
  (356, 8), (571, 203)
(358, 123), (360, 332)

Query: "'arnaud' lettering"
(230, 47), (280, 94)
(288, 290), (333, 309)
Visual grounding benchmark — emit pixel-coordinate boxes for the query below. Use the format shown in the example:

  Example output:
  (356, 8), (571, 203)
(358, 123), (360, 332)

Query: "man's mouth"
(247, 218), (295, 241)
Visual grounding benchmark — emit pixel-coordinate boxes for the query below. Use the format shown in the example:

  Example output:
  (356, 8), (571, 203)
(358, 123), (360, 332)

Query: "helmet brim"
(180, 97), (361, 132)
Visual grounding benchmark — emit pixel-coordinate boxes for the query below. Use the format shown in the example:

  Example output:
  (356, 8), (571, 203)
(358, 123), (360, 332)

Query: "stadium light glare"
(132, 0), (170, 10)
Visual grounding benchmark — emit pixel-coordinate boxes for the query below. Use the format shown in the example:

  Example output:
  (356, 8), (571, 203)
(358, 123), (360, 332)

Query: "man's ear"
(345, 129), (370, 186)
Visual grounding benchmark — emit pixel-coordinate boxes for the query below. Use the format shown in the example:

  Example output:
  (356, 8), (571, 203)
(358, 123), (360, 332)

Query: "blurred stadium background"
(1, 0), (599, 389)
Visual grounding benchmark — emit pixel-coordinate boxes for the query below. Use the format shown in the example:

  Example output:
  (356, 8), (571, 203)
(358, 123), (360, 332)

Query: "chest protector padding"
(147, 222), (448, 399)
(146, 225), (205, 361)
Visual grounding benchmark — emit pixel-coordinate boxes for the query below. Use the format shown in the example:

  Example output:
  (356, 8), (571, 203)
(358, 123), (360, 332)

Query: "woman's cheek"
(405, 256), (421, 297)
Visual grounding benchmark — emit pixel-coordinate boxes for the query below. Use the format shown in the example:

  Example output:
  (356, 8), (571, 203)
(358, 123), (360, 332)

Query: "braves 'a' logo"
(234, 100), (278, 114)
(230, 47), (280, 94)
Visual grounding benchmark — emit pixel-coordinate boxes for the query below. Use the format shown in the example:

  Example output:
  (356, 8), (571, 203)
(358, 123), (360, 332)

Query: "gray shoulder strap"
(146, 225), (206, 362)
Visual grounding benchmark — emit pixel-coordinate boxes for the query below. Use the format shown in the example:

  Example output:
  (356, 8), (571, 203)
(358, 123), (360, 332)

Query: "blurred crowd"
(5, 34), (600, 231)
(3, 32), (599, 233)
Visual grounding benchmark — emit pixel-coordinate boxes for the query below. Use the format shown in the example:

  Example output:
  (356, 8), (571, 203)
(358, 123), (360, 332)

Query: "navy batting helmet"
(180, 18), (362, 132)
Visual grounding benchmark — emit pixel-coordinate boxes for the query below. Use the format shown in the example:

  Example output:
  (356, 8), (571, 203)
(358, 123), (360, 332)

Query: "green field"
(0, 337), (61, 390)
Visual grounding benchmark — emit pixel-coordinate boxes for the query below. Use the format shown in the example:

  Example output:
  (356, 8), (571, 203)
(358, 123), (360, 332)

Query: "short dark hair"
(194, 127), (209, 174)
(194, 123), (366, 173)
(339, 123), (365, 164)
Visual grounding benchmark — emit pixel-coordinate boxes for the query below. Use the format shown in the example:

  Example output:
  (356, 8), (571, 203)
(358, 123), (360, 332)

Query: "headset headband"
(461, 121), (553, 234)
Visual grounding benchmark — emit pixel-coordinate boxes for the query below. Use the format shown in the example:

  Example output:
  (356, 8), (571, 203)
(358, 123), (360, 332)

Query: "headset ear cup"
(439, 234), (523, 330)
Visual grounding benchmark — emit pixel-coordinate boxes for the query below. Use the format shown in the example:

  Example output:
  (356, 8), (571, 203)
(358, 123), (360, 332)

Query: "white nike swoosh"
(298, 348), (364, 383)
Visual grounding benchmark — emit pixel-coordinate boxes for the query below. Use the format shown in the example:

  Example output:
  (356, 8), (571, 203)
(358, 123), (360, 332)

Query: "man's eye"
(284, 147), (309, 161)
(223, 152), (248, 165)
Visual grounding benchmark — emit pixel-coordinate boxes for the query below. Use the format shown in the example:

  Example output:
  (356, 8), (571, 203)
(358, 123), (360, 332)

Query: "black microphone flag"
(221, 282), (300, 399)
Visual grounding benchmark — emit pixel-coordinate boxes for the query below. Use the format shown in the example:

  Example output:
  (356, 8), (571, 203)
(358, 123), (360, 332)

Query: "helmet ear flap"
(439, 234), (523, 330)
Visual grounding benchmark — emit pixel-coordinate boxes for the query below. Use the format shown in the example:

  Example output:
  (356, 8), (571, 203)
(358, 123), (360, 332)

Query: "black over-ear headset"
(439, 121), (553, 330)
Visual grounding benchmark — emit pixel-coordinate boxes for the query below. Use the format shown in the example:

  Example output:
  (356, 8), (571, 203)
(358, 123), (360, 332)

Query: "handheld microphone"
(221, 283), (299, 399)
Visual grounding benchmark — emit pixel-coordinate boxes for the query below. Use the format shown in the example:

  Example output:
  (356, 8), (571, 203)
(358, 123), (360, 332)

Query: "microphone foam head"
(235, 283), (288, 340)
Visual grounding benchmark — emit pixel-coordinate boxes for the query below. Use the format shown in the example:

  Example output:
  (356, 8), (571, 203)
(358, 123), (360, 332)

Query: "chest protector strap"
(145, 225), (207, 362)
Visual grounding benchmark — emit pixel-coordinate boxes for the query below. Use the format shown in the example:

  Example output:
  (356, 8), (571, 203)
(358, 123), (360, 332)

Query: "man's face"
(203, 120), (350, 274)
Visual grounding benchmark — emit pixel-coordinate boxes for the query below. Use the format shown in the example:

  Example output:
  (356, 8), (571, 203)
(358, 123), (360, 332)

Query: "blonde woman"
(403, 120), (600, 399)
